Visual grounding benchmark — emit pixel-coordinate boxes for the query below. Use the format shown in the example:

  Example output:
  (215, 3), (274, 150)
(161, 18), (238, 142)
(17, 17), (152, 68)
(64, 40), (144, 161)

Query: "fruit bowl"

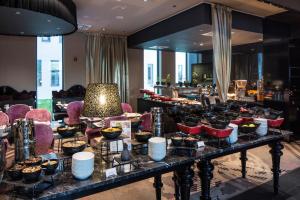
(238, 122), (259, 133)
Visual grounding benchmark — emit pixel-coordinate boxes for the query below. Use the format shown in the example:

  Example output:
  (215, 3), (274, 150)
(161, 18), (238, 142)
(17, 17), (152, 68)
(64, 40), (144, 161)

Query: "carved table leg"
(198, 159), (214, 200)
(240, 150), (248, 178)
(153, 175), (163, 200)
(172, 172), (180, 200)
(269, 140), (284, 195)
(175, 164), (194, 200)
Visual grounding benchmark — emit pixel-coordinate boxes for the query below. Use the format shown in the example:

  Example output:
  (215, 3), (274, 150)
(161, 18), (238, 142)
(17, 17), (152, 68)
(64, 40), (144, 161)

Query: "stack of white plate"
(72, 152), (94, 180)
(226, 123), (238, 144)
(254, 118), (268, 136)
(148, 137), (166, 161)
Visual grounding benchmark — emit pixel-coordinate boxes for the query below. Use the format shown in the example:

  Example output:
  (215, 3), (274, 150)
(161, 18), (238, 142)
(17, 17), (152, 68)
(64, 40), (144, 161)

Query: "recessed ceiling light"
(116, 16), (124, 20)
(15, 11), (21, 15)
(47, 19), (51, 23)
(231, 31), (235, 34)
(202, 32), (213, 37)
(199, 29), (203, 32)
(200, 43), (204, 46)
(258, 38), (263, 41)
(102, 27), (106, 31)
(20, 31), (24, 34)
(144, 0), (148, 2)
(116, 0), (122, 2)
(56, 27), (61, 30)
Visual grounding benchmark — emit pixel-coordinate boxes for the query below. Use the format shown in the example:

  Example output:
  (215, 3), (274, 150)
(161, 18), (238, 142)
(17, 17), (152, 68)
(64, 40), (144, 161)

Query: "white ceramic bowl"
(72, 152), (94, 180)
(148, 137), (166, 161)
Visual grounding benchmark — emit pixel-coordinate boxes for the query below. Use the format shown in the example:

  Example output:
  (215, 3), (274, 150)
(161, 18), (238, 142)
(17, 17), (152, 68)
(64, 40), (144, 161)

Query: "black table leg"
(179, 165), (194, 200)
(240, 150), (247, 178)
(153, 175), (163, 200)
(172, 172), (180, 200)
(269, 140), (284, 195)
(198, 159), (214, 200)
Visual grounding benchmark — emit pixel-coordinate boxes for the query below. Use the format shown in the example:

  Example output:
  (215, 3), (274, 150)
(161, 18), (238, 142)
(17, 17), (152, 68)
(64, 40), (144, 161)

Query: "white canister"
(72, 152), (95, 180)
(226, 123), (238, 144)
(148, 137), (166, 161)
(254, 118), (268, 136)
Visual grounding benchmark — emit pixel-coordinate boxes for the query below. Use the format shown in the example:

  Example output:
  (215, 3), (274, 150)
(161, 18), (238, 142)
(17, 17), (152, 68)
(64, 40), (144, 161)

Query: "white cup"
(148, 137), (166, 161)
(72, 152), (94, 180)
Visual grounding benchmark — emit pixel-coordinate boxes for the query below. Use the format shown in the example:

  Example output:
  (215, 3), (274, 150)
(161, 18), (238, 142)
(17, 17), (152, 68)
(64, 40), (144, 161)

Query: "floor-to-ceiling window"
(36, 36), (63, 112)
(175, 52), (187, 83)
(144, 49), (158, 90)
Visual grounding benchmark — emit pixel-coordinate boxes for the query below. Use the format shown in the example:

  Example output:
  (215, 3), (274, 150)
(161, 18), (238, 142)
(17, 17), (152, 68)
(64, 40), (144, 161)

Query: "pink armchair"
(0, 111), (9, 126)
(121, 103), (133, 113)
(34, 123), (54, 155)
(64, 101), (84, 126)
(7, 104), (30, 124)
(25, 109), (51, 123)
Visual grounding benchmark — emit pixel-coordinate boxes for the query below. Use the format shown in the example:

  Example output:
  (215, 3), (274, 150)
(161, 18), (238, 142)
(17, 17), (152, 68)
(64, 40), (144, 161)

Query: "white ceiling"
(74, 0), (286, 35)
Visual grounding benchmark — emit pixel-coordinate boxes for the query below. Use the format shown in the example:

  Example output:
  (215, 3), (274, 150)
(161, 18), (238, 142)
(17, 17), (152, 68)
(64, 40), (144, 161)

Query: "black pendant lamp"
(0, 0), (77, 36)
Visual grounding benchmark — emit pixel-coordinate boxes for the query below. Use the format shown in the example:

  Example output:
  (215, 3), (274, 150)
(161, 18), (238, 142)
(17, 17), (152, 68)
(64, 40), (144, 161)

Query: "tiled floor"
(82, 140), (300, 200)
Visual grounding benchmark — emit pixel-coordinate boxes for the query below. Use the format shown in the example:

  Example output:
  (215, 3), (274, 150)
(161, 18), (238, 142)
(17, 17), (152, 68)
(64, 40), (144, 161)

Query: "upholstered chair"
(34, 123), (54, 155)
(121, 103), (133, 113)
(0, 111), (9, 126)
(140, 112), (152, 132)
(64, 101), (84, 126)
(25, 109), (51, 123)
(7, 104), (30, 124)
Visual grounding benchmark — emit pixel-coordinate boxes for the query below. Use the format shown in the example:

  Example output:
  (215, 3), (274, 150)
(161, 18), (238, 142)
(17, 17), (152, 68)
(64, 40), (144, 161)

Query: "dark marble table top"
(0, 129), (291, 200)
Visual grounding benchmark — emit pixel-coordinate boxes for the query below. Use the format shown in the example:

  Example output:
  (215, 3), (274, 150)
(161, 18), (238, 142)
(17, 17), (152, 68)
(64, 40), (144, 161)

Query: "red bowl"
(177, 123), (202, 135)
(203, 125), (233, 138)
(268, 118), (284, 128)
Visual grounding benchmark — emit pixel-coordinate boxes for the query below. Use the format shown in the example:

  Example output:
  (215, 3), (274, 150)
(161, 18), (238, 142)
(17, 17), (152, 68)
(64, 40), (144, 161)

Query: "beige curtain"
(86, 33), (129, 102)
(211, 4), (232, 102)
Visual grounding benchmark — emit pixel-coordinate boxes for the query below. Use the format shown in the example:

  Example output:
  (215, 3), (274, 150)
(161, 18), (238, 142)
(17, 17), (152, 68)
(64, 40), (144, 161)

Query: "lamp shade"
(82, 83), (123, 118)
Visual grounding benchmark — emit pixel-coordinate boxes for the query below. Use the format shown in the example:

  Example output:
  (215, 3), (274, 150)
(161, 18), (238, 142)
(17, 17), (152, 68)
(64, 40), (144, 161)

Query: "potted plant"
(166, 74), (171, 87)
(184, 80), (190, 87)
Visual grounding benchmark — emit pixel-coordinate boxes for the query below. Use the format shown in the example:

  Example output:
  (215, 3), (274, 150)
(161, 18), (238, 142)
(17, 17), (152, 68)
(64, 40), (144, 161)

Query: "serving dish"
(135, 131), (152, 142)
(203, 126), (233, 138)
(22, 166), (42, 183)
(177, 123), (202, 135)
(267, 118), (284, 128)
(101, 127), (122, 139)
(171, 136), (183, 146)
(24, 157), (42, 166)
(57, 126), (76, 138)
(238, 122), (259, 133)
(7, 163), (25, 180)
(62, 140), (86, 155)
(184, 137), (198, 147)
(41, 159), (59, 175)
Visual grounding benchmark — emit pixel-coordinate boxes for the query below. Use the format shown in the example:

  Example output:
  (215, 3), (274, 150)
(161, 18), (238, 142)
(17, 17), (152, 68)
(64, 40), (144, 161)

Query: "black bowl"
(24, 157), (42, 166)
(239, 122), (259, 133)
(171, 137), (183, 146)
(184, 137), (198, 147)
(22, 166), (42, 183)
(57, 126), (76, 138)
(101, 128), (122, 139)
(7, 164), (25, 180)
(211, 123), (227, 129)
(135, 132), (152, 142)
(62, 141), (86, 156)
(41, 159), (59, 175)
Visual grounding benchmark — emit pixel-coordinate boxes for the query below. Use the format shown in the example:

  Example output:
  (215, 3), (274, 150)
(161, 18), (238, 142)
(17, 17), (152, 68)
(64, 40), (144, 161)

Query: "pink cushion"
(25, 109), (51, 122)
(34, 123), (54, 155)
(0, 111), (9, 126)
(7, 104), (30, 124)
(140, 112), (152, 131)
(121, 103), (133, 113)
(65, 101), (83, 125)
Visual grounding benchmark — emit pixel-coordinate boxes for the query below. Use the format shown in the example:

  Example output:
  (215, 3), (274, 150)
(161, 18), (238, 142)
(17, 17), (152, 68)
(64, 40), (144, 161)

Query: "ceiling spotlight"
(144, 0), (148, 2)
(200, 43), (204, 46)
(47, 19), (51, 23)
(56, 27), (61, 30)
(231, 31), (235, 34)
(102, 27), (106, 31)
(15, 11), (21, 15)
(258, 38), (263, 41)
(199, 29), (203, 32)
(20, 31), (24, 35)
(116, 16), (124, 20)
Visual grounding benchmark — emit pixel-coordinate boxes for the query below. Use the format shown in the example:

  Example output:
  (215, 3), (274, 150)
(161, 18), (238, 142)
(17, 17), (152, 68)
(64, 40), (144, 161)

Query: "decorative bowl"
(7, 164), (25, 180)
(57, 126), (76, 138)
(22, 166), (42, 183)
(41, 159), (59, 175)
(101, 127), (122, 139)
(62, 141), (86, 156)
(135, 131), (152, 142)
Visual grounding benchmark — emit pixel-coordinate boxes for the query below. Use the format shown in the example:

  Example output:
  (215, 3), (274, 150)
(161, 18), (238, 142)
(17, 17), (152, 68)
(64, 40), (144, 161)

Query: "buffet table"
(0, 152), (195, 200)
(192, 129), (291, 200)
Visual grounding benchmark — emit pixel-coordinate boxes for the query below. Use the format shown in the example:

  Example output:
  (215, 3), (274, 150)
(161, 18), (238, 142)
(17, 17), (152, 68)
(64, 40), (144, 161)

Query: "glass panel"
(175, 52), (187, 83)
(144, 49), (158, 90)
(37, 36), (63, 113)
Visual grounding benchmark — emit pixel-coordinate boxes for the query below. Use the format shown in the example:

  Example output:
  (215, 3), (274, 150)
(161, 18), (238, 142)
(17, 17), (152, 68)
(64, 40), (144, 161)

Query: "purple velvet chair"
(0, 111), (9, 126)
(34, 123), (54, 155)
(7, 104), (30, 124)
(140, 112), (152, 132)
(64, 101), (84, 126)
(25, 109), (51, 123)
(121, 103), (133, 113)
